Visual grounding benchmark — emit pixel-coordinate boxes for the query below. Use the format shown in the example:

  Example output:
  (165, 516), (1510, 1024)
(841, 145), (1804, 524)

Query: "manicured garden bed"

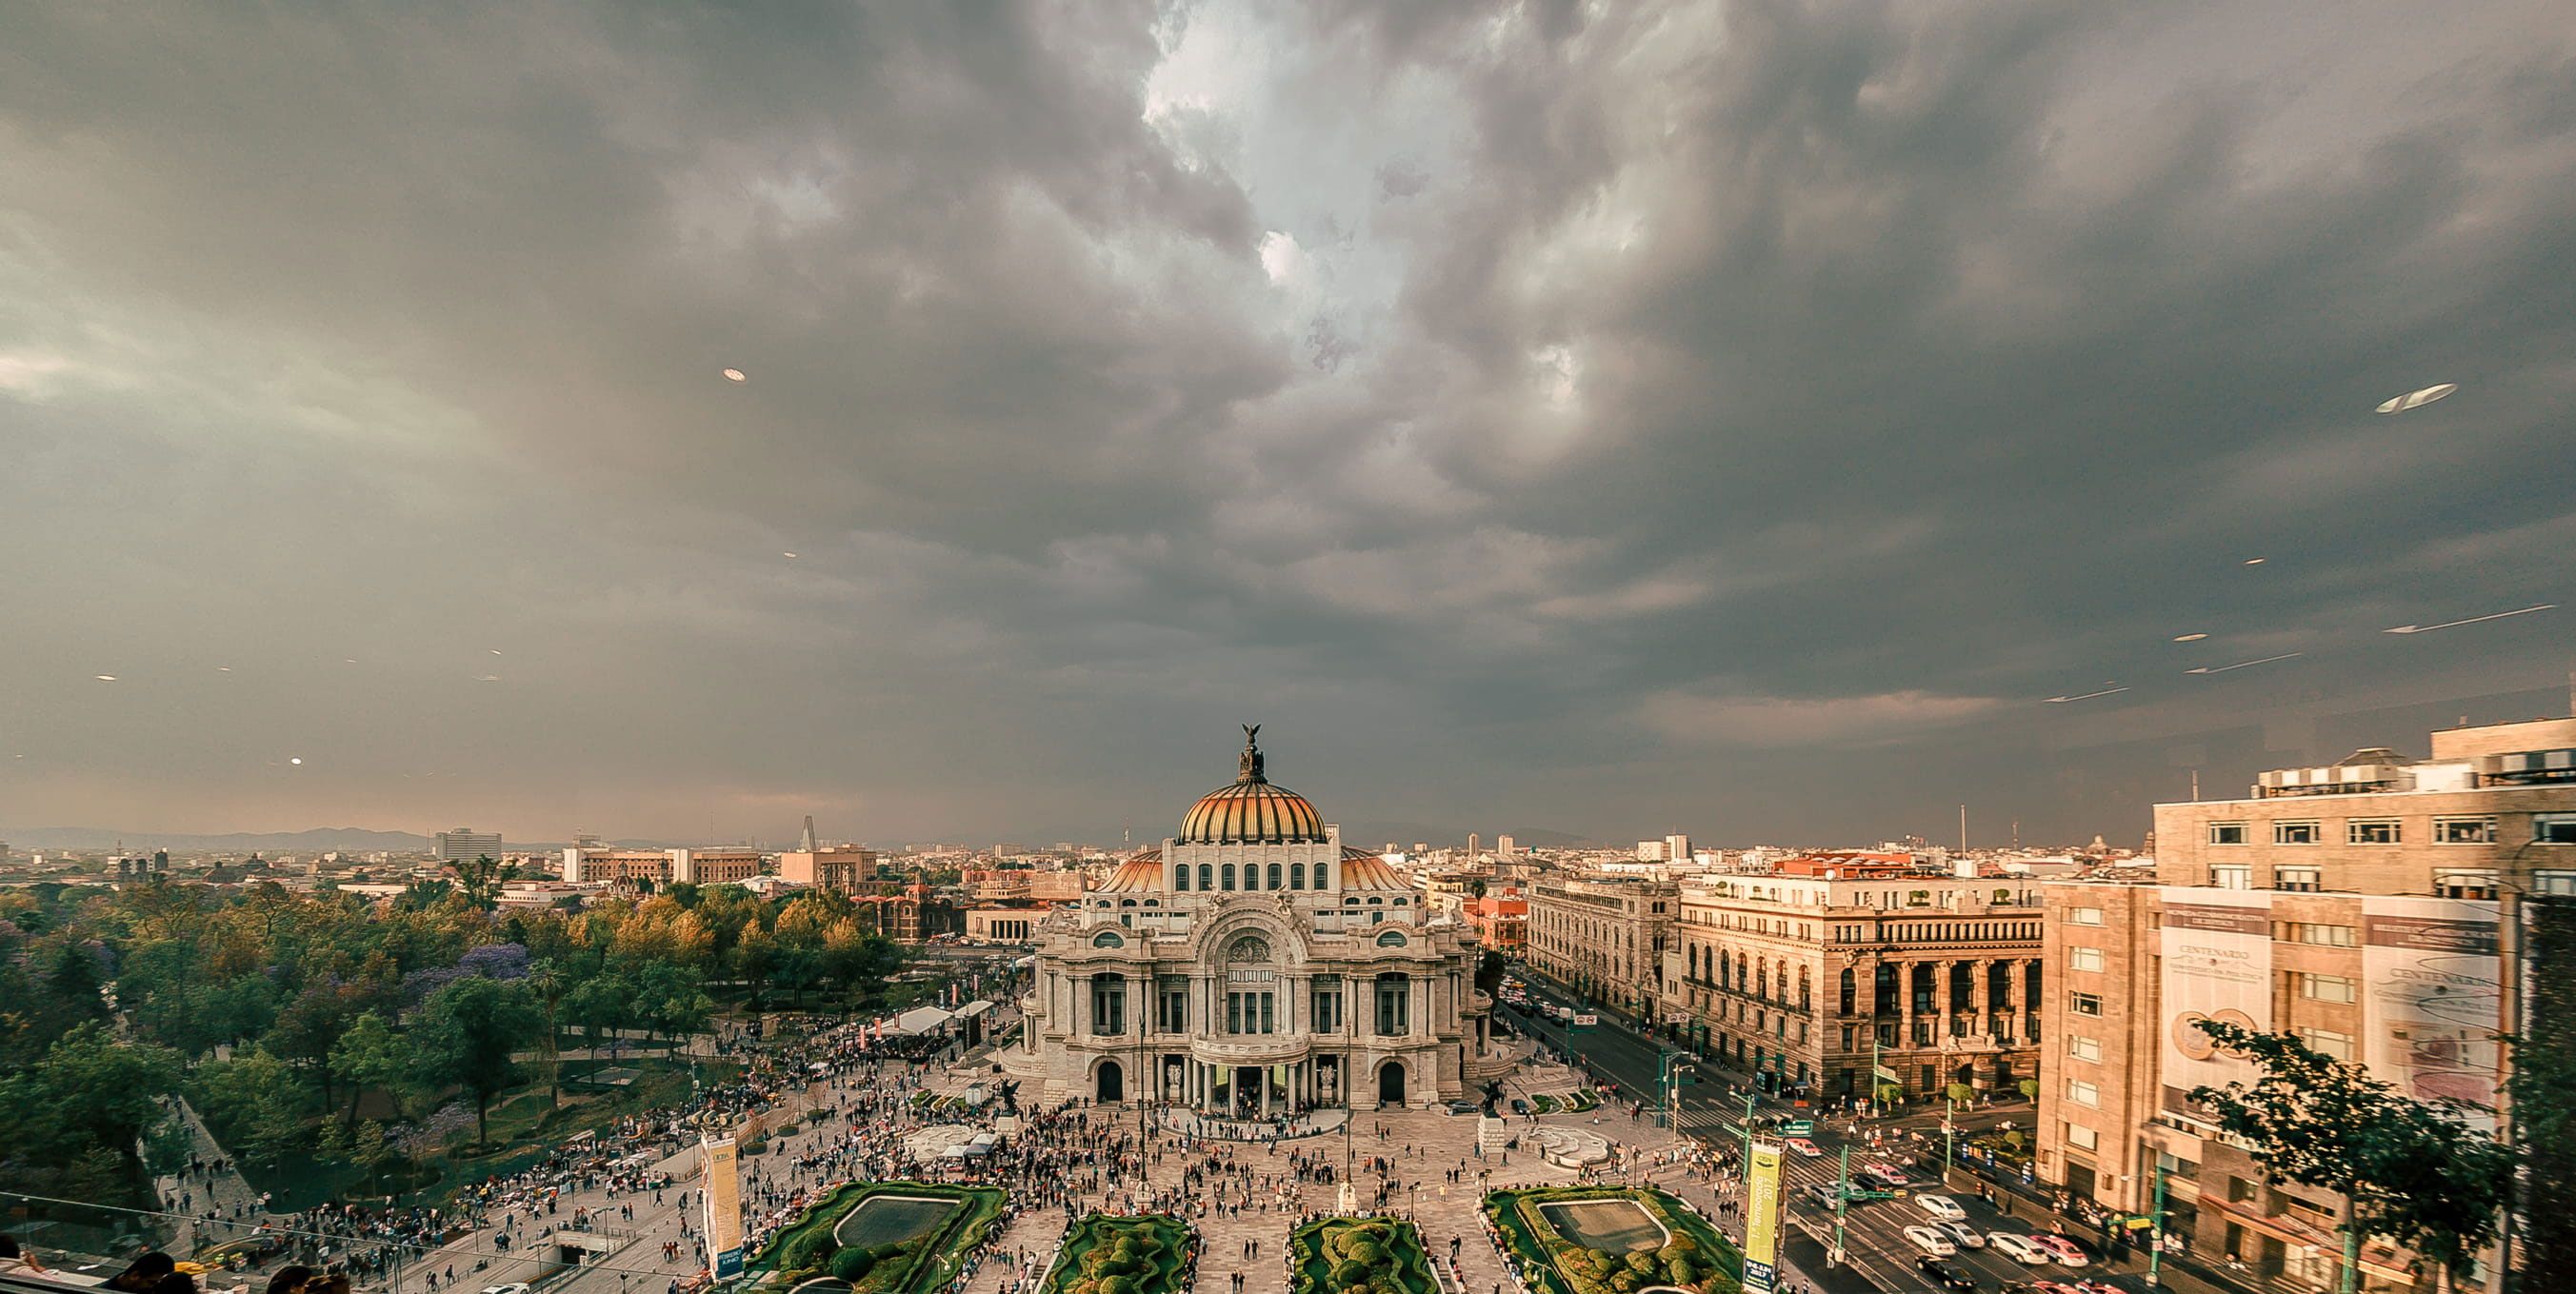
(1485, 1186), (1741, 1294)
(757, 1180), (1008, 1294)
(1040, 1214), (1194, 1294)
(1290, 1216), (1436, 1294)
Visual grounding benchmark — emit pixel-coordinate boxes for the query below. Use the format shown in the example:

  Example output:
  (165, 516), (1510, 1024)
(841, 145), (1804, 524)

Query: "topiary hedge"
(1290, 1217), (1436, 1294)
(1040, 1215), (1192, 1294)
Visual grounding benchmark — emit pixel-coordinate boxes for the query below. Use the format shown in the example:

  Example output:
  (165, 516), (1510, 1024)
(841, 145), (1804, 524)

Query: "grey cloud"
(4, 1), (2572, 846)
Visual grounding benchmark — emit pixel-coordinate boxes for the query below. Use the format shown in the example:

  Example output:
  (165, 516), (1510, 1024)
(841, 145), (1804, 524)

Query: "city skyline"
(6, 4), (2573, 845)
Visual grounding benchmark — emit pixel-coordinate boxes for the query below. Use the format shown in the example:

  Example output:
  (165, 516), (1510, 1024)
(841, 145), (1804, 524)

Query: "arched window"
(1268, 863), (1284, 890)
(1119, 898), (1136, 907)
(1290, 863), (1306, 889)
(1315, 861), (1330, 888)
(1798, 966), (1811, 1009)
(1376, 929), (1408, 947)
(1092, 930), (1124, 947)
(1172, 865), (1188, 891)
(1839, 967), (1856, 1014)
(1198, 864), (1212, 890)
(1222, 864), (1236, 890)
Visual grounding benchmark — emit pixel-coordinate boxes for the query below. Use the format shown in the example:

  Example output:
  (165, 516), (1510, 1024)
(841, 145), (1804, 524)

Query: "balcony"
(1191, 1035), (1311, 1065)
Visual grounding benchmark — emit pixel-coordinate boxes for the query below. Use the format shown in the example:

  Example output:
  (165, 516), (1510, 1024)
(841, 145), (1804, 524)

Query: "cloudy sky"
(5, 2), (2572, 848)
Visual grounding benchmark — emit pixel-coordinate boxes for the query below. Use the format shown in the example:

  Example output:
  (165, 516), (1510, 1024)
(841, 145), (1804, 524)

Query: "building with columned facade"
(1005, 729), (1493, 1111)
(1660, 854), (2045, 1102)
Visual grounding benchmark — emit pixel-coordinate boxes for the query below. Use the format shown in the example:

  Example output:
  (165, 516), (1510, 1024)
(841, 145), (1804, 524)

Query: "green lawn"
(1039, 1214), (1193, 1294)
(1483, 1186), (1742, 1294)
(1290, 1217), (1436, 1294)
(754, 1181), (1008, 1294)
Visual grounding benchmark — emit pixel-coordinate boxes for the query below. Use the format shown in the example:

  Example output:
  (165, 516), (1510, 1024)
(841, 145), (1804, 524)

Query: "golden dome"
(1179, 727), (1328, 846)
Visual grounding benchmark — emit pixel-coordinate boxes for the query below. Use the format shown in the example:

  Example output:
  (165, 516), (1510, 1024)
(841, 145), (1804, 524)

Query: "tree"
(2509, 896), (2576, 1283)
(350, 1118), (401, 1187)
(329, 1010), (413, 1126)
(0, 1024), (181, 1204)
(2189, 1022), (2510, 1293)
(413, 976), (541, 1146)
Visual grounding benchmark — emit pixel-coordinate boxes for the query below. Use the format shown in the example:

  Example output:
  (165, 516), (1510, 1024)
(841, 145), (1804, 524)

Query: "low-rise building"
(1527, 873), (1677, 1021)
(1662, 856), (2043, 1101)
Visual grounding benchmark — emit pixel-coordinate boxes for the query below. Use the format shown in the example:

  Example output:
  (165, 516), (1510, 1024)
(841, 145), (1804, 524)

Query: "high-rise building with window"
(2039, 716), (2576, 1293)
(434, 827), (503, 862)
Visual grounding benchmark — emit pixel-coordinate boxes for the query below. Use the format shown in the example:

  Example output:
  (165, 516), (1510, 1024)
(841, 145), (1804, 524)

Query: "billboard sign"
(703, 1134), (744, 1278)
(2158, 888), (2272, 1116)
(1743, 1141), (1784, 1294)
(2362, 896), (2502, 1126)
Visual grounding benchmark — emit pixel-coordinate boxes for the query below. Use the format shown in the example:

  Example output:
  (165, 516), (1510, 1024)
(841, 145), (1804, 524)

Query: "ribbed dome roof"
(1179, 727), (1328, 846)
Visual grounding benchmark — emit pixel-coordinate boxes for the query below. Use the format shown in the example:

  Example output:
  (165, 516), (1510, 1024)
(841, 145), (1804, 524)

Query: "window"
(2536, 871), (2576, 897)
(1311, 979), (1342, 1032)
(1172, 865), (1189, 890)
(1375, 928), (1408, 946)
(2435, 816), (2497, 845)
(1374, 974), (1410, 1035)
(1091, 930), (1125, 947)
(1226, 990), (1275, 1034)
(2347, 819), (2401, 845)
(2535, 814), (2576, 845)
(1221, 864), (1236, 890)
(1089, 975), (1127, 1035)
(2068, 1034), (2102, 1063)
(2069, 991), (2104, 1017)
(2275, 866), (2322, 893)
(2069, 946), (2104, 972)
(2067, 906), (2104, 926)
(2300, 1027), (2355, 1060)
(1157, 981), (1188, 1033)
(1289, 862), (1305, 889)
(2067, 1123), (2100, 1151)
(2436, 870), (2500, 901)
(2297, 973), (2357, 1005)
(2211, 865), (2252, 890)
(2274, 820), (2321, 845)
(2067, 1079), (2100, 1108)
(1268, 863), (1284, 890)
(1198, 864), (1212, 890)
(2208, 822), (2247, 846)
(2274, 922), (2357, 947)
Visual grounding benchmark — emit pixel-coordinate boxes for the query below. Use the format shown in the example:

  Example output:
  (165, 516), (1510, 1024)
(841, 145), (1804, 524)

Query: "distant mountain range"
(3, 826), (437, 853)
(1338, 822), (1600, 850)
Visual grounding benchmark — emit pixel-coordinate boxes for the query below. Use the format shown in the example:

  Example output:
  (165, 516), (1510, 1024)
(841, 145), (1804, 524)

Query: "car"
(1903, 1225), (1958, 1257)
(1915, 1257), (1978, 1291)
(1804, 1184), (1853, 1208)
(1785, 1137), (1824, 1158)
(1914, 1193), (1967, 1222)
(1937, 1220), (1987, 1248)
(2031, 1234), (2091, 1266)
(1509, 1097), (1530, 1115)
(1446, 1100), (1479, 1115)
(1865, 1161), (1912, 1185)
(1853, 1168), (1904, 1191)
(1988, 1232), (2054, 1265)
(482, 1285), (531, 1294)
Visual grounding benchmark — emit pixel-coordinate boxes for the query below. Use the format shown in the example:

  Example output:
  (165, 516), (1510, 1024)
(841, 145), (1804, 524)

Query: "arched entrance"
(1096, 1060), (1124, 1104)
(1377, 1060), (1407, 1107)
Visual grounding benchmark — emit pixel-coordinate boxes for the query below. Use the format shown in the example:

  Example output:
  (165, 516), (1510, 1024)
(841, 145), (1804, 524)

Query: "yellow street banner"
(704, 1134), (744, 1278)
(1744, 1141), (1784, 1294)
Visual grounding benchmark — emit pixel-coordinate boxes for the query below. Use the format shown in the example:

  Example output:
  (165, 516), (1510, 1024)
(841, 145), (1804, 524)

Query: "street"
(1499, 968), (2156, 1294)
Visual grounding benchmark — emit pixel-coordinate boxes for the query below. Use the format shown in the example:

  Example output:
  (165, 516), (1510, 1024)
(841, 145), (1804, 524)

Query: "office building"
(2039, 717), (2576, 1293)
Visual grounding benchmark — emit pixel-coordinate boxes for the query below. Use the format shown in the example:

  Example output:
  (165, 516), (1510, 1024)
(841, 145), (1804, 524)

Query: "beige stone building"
(2039, 716), (2576, 1294)
(1661, 856), (2044, 1100)
(1526, 873), (1677, 1020)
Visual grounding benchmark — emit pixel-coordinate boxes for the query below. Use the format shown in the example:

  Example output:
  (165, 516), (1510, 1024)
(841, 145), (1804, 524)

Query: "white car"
(1784, 1137), (1824, 1158)
(1865, 1161), (1911, 1185)
(1988, 1232), (2054, 1265)
(482, 1285), (531, 1294)
(1902, 1225), (1957, 1257)
(1936, 1221), (1987, 1248)
(1914, 1193), (1967, 1222)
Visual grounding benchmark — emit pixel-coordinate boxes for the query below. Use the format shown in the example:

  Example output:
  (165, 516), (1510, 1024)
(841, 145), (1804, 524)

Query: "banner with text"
(703, 1134), (744, 1278)
(2363, 896), (2502, 1127)
(2158, 888), (2272, 1117)
(1743, 1141), (1784, 1294)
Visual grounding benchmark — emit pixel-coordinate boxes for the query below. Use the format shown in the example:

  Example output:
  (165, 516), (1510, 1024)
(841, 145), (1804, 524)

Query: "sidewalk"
(151, 1098), (272, 1253)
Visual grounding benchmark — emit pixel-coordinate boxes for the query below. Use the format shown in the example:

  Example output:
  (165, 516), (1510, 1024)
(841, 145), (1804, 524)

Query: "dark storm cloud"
(3, 1), (2570, 846)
